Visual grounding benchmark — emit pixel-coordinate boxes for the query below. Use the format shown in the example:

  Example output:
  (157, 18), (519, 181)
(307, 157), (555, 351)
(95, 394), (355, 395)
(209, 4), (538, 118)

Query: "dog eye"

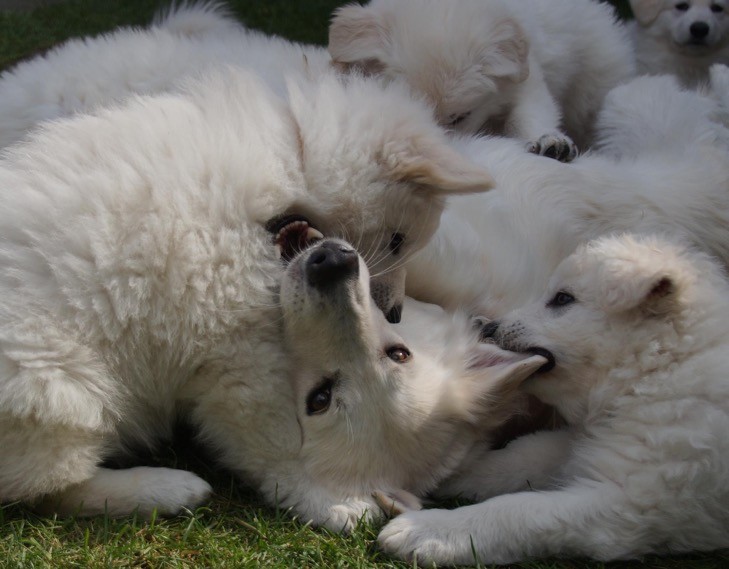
(386, 345), (412, 363)
(389, 232), (405, 255)
(547, 290), (576, 308)
(306, 378), (334, 415)
(711, 3), (724, 12)
(448, 111), (471, 127)
(675, 2), (689, 11)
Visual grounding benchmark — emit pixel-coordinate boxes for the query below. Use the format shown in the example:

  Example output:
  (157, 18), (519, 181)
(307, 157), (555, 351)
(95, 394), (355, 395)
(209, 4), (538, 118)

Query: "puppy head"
(277, 239), (545, 530)
(487, 234), (722, 424)
(283, 73), (494, 321)
(633, 0), (729, 52)
(329, 0), (529, 134)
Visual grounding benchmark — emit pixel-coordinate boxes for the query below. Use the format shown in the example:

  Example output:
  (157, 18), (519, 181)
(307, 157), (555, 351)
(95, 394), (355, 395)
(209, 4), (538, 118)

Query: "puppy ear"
(383, 135), (495, 194)
(478, 18), (530, 83)
(329, 3), (389, 75)
(629, 0), (664, 25)
(601, 269), (677, 315)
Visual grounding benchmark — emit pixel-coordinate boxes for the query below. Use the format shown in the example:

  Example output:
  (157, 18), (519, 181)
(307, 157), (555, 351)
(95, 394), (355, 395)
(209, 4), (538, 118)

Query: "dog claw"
(527, 134), (578, 163)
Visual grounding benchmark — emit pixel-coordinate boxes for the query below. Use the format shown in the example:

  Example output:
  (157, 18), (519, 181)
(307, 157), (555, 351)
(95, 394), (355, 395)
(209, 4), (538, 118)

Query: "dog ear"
(329, 3), (389, 75)
(477, 18), (530, 83)
(629, 0), (664, 25)
(600, 269), (677, 316)
(383, 135), (495, 194)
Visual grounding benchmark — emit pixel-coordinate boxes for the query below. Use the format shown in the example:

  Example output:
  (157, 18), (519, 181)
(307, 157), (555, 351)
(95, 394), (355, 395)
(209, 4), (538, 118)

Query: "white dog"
(405, 69), (729, 318)
(629, 0), (729, 87)
(276, 238), (546, 529)
(329, 0), (635, 159)
(0, 64), (496, 529)
(0, 3), (331, 149)
(378, 234), (729, 565)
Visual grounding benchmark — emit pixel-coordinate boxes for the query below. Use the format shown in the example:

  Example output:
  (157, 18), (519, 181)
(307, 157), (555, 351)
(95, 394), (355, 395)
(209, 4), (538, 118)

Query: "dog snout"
(306, 240), (359, 287)
(479, 320), (500, 340)
(690, 21), (710, 40)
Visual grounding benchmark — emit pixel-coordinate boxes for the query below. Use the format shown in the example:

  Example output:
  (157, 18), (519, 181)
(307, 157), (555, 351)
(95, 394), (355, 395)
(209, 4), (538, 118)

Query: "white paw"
(48, 466), (213, 518)
(526, 133), (577, 162)
(321, 497), (381, 533)
(378, 509), (468, 566)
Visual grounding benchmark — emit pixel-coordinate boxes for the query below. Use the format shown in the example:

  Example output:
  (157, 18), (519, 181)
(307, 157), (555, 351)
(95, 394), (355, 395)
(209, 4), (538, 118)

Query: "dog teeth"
(306, 227), (324, 241)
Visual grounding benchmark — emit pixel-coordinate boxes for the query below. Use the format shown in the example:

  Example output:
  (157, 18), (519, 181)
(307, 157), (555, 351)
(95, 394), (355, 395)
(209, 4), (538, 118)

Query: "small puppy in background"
(330, 0), (635, 160)
(380, 234), (729, 565)
(629, 0), (729, 87)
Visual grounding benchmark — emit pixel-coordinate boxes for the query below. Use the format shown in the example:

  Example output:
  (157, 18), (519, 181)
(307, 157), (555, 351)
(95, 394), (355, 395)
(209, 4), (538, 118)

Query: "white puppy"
(277, 238), (545, 529)
(379, 234), (729, 565)
(329, 0), (635, 158)
(0, 3), (331, 149)
(0, 66), (495, 529)
(629, 0), (729, 87)
(405, 69), (729, 318)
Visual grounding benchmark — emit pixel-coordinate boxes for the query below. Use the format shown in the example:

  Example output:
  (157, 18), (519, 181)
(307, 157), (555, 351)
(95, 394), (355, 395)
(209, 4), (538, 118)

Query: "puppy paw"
(320, 497), (381, 533)
(378, 509), (467, 566)
(43, 466), (213, 518)
(373, 489), (422, 517)
(526, 133), (577, 162)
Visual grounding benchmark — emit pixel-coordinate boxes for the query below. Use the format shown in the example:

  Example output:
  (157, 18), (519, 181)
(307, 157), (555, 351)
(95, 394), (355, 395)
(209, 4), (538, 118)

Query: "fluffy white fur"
(276, 238), (545, 529)
(378, 234), (729, 564)
(629, 0), (729, 87)
(329, 0), (635, 158)
(0, 3), (331, 149)
(405, 68), (729, 318)
(0, 64), (496, 529)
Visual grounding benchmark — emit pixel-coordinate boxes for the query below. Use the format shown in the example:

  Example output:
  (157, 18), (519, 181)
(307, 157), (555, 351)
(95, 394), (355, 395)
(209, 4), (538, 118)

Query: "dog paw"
(46, 466), (213, 518)
(320, 497), (382, 533)
(526, 133), (577, 162)
(378, 509), (467, 566)
(373, 489), (423, 517)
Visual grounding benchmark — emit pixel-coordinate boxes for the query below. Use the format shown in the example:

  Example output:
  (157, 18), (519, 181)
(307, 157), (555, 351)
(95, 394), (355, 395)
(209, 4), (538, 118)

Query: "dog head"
(484, 234), (726, 424)
(277, 73), (494, 322)
(631, 0), (729, 53)
(329, 0), (529, 135)
(276, 237), (545, 531)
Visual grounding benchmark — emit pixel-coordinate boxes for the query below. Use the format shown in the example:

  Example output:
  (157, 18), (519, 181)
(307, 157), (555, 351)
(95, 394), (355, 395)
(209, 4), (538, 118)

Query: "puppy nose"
(690, 21), (710, 39)
(479, 320), (500, 340)
(306, 240), (359, 287)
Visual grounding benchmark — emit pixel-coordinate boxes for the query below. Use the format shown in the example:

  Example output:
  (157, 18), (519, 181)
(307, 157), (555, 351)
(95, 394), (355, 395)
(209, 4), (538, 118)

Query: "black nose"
(305, 241), (359, 287)
(386, 303), (403, 323)
(479, 320), (500, 340)
(690, 21), (710, 39)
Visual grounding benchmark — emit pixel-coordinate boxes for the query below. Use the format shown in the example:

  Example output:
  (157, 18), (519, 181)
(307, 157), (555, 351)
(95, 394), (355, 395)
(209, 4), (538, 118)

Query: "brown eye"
(547, 290), (576, 308)
(386, 345), (411, 363)
(306, 378), (334, 415)
(389, 232), (405, 255)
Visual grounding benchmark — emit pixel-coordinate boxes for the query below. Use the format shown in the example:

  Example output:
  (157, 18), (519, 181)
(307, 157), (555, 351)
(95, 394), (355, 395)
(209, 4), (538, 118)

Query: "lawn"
(0, 1), (727, 568)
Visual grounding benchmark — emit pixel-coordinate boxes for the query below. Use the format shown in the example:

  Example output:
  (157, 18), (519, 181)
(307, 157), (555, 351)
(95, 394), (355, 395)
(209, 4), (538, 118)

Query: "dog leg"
(508, 63), (577, 162)
(35, 466), (212, 518)
(434, 429), (572, 501)
(379, 482), (629, 565)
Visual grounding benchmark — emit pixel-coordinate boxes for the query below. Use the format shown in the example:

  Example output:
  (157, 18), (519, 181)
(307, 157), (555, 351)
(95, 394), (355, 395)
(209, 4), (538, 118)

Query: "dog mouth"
(525, 347), (556, 373)
(266, 214), (324, 263)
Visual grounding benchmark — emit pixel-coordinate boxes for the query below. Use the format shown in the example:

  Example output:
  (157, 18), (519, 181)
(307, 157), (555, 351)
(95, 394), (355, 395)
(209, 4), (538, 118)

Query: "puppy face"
(632, 0), (729, 52)
(281, 74), (494, 321)
(488, 235), (696, 424)
(278, 238), (545, 529)
(329, 0), (529, 135)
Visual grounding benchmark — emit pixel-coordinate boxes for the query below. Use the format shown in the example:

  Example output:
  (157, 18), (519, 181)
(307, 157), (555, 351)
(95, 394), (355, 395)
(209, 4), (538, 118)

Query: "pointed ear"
(382, 135), (495, 194)
(600, 268), (677, 315)
(629, 0), (664, 25)
(329, 3), (389, 75)
(479, 18), (530, 83)
(466, 345), (547, 394)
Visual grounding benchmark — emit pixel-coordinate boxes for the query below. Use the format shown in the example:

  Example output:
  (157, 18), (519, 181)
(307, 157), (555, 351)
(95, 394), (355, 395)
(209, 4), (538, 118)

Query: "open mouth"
(266, 214), (324, 263)
(526, 347), (556, 373)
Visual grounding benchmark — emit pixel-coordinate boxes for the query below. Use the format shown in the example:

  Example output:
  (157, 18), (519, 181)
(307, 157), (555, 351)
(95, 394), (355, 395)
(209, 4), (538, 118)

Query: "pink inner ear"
(468, 344), (522, 370)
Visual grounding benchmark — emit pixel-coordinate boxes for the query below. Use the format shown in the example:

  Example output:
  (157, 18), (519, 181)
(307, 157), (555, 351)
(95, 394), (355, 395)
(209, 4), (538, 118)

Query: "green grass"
(0, 0), (726, 567)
